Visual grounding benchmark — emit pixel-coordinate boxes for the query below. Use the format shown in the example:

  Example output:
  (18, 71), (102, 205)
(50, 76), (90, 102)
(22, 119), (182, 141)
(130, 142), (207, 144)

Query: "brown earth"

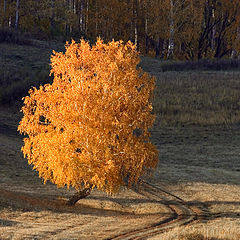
(0, 106), (240, 239)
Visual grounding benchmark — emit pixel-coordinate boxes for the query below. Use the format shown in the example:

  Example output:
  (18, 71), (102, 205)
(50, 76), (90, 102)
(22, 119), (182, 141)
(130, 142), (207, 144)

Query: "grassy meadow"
(1, 34), (240, 127)
(0, 40), (64, 105)
(139, 57), (240, 127)
(0, 39), (240, 239)
(2, 41), (240, 128)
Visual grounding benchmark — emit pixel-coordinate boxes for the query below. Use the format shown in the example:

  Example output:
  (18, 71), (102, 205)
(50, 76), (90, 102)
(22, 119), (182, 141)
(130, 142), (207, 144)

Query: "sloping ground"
(0, 108), (173, 239)
(0, 45), (240, 238)
(0, 107), (239, 239)
(0, 129), (168, 240)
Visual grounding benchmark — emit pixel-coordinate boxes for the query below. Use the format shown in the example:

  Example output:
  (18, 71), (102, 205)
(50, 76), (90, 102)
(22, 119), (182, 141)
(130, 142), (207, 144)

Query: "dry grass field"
(0, 43), (240, 239)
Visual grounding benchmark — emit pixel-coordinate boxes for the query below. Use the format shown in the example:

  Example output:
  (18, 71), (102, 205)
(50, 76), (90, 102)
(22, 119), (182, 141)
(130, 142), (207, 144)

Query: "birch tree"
(18, 38), (158, 205)
(14, 0), (19, 29)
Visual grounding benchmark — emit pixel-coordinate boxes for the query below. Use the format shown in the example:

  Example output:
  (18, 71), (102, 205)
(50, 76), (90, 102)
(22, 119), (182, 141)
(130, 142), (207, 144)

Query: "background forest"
(1, 0), (240, 60)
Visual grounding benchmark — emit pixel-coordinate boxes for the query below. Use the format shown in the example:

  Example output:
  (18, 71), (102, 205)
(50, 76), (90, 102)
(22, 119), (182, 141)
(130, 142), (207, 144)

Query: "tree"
(18, 38), (159, 205)
(173, 0), (240, 59)
(2, 0), (239, 59)
(2, 0), (7, 27)
(14, 0), (19, 29)
(0, 0), (16, 28)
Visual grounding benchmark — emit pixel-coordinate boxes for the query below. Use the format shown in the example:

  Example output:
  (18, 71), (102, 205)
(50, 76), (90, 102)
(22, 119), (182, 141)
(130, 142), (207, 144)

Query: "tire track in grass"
(108, 180), (210, 240)
(0, 123), (211, 239)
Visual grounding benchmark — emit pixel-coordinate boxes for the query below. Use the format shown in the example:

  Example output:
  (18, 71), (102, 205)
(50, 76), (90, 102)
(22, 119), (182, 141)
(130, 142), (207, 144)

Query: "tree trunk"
(3, 0), (6, 27)
(15, 0), (20, 29)
(167, 0), (174, 58)
(50, 0), (55, 32)
(145, 17), (148, 54)
(133, 0), (139, 48)
(79, 0), (84, 32)
(211, 5), (216, 51)
(161, 39), (167, 59)
(155, 37), (161, 57)
(85, 0), (89, 34)
(95, 1), (98, 37)
(66, 187), (92, 206)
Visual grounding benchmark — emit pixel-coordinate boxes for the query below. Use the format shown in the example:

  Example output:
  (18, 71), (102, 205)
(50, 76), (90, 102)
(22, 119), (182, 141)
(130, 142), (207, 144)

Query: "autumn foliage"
(18, 39), (158, 195)
(2, 0), (240, 59)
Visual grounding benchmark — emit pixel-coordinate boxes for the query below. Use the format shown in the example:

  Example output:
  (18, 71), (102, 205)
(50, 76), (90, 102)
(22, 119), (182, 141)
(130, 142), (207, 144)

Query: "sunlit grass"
(149, 221), (240, 240)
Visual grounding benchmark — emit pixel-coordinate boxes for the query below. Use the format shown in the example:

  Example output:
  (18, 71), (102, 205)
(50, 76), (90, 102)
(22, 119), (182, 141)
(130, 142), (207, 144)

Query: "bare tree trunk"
(9, 16), (12, 28)
(133, 0), (139, 47)
(134, 23), (138, 46)
(211, 7), (216, 51)
(15, 0), (20, 29)
(66, 187), (92, 206)
(155, 37), (161, 57)
(3, 0), (6, 27)
(66, 0), (74, 34)
(73, 0), (76, 14)
(3, 0), (6, 15)
(167, 0), (174, 58)
(145, 18), (149, 54)
(79, 0), (84, 32)
(85, 0), (89, 35)
(50, 0), (55, 32)
(161, 39), (167, 58)
(95, 1), (98, 37)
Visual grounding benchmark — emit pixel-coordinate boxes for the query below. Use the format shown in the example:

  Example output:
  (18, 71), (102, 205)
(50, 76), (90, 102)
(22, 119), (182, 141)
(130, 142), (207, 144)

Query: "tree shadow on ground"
(0, 218), (19, 226)
(0, 188), (239, 222)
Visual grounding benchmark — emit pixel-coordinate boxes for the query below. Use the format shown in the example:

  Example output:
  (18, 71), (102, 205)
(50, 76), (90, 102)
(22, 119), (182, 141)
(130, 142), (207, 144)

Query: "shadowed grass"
(140, 57), (240, 72)
(152, 71), (240, 127)
(0, 42), (64, 104)
(1, 41), (240, 124)
(139, 57), (240, 127)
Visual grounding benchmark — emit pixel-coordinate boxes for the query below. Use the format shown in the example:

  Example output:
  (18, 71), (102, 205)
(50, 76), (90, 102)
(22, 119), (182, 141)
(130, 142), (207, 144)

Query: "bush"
(18, 38), (158, 199)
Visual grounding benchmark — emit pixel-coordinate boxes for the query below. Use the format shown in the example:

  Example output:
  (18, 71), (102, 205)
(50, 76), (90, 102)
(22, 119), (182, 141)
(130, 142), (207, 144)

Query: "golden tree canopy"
(18, 38), (158, 194)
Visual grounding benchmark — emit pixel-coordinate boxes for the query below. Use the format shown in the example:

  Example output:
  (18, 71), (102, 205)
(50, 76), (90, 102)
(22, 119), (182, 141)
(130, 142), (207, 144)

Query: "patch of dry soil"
(0, 107), (239, 239)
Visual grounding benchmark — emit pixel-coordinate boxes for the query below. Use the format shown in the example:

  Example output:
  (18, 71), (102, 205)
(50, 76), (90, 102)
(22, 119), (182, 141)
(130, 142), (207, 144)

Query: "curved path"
(109, 180), (211, 240)
(0, 122), (215, 239)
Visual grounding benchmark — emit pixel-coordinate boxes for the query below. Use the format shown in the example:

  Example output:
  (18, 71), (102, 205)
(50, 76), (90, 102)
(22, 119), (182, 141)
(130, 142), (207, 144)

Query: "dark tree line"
(1, 0), (240, 59)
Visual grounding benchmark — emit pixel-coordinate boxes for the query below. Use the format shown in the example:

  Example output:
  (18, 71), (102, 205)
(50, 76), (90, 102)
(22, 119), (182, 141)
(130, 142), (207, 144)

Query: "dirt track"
(0, 110), (240, 239)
